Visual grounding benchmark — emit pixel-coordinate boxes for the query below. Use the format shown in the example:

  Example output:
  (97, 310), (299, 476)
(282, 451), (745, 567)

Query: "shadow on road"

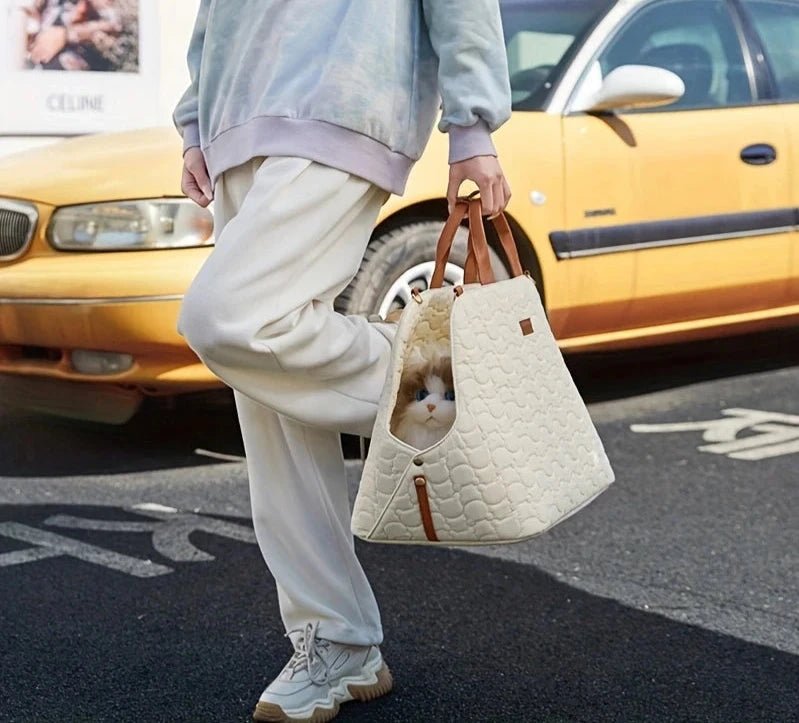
(2, 326), (798, 478)
(567, 326), (799, 404)
(0, 391), (244, 478)
(1, 503), (797, 722)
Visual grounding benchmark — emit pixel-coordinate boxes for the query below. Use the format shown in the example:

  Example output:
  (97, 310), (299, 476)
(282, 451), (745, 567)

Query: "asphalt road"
(1, 327), (798, 723)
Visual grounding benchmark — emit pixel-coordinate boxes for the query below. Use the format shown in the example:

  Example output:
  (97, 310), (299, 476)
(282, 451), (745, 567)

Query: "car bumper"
(0, 251), (220, 391)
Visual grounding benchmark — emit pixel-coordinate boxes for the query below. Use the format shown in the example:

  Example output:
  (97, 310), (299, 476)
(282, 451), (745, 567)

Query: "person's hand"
(28, 25), (67, 64)
(182, 147), (214, 207)
(447, 155), (511, 219)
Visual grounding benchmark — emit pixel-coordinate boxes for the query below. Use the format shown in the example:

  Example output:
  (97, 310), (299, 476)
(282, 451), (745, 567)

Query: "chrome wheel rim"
(377, 260), (463, 317)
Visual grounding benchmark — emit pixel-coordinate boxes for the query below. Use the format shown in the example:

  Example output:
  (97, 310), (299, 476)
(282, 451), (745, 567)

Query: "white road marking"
(0, 507), (257, 576)
(44, 509), (257, 563)
(0, 546), (63, 566)
(194, 448), (246, 462)
(630, 407), (799, 460)
(698, 423), (799, 460)
(132, 502), (179, 513)
(0, 523), (172, 577)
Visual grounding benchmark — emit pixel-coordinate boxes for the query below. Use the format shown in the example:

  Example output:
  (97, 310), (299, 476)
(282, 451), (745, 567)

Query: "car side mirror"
(570, 64), (685, 113)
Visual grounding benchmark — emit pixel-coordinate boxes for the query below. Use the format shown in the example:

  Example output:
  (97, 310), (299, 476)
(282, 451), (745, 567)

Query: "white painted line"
(0, 506), (257, 576)
(0, 546), (63, 567)
(697, 423), (799, 457)
(194, 448), (246, 462)
(131, 503), (179, 513)
(727, 438), (799, 461)
(0, 523), (172, 577)
(630, 407), (799, 460)
(45, 515), (157, 532)
(44, 510), (257, 563)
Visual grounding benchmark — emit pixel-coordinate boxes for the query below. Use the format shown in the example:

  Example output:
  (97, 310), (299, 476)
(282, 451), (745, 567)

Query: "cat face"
(390, 342), (456, 447)
(401, 367), (455, 430)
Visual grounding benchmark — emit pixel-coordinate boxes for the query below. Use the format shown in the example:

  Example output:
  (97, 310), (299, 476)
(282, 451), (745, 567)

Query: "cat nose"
(426, 403), (436, 412)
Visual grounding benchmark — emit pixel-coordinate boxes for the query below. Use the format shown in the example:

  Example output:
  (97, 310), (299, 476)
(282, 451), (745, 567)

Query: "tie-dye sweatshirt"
(172, 0), (512, 196)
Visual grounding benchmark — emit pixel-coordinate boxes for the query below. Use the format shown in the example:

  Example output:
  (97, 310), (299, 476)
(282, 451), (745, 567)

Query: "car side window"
(743, 0), (799, 100)
(599, 0), (752, 110)
(507, 30), (572, 106)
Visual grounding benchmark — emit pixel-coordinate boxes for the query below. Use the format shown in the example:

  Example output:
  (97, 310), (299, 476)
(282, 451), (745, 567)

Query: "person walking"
(172, 2), (512, 720)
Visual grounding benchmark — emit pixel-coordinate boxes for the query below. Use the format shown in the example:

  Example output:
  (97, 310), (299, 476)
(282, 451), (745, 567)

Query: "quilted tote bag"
(351, 194), (615, 545)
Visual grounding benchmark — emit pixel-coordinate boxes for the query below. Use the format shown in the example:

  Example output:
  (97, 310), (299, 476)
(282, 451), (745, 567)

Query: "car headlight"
(47, 199), (214, 251)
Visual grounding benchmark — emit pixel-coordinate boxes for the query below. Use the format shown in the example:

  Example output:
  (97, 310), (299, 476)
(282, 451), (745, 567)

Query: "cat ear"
(405, 344), (428, 370)
(432, 339), (452, 365)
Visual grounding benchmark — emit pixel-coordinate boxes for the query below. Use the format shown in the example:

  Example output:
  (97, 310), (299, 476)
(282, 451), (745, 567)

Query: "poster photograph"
(0, 0), (159, 134)
(15, 0), (139, 73)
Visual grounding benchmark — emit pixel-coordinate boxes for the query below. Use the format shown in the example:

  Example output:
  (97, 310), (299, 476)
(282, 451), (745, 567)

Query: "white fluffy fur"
(392, 340), (456, 450)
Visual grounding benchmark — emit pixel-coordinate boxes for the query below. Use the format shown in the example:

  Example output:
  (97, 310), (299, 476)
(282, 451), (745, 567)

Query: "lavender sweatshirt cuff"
(447, 119), (497, 164)
(181, 121), (201, 155)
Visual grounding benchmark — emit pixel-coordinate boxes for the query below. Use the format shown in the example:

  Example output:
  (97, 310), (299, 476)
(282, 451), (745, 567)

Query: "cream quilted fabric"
(351, 273), (615, 545)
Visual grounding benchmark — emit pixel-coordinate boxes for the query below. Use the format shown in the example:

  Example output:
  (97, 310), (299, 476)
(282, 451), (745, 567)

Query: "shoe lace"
(283, 621), (332, 685)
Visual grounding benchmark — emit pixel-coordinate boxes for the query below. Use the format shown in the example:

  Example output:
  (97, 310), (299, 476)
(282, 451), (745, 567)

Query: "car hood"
(0, 127), (185, 207)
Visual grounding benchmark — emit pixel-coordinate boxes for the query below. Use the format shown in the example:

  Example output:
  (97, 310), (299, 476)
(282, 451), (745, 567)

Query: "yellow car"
(1, 0), (798, 423)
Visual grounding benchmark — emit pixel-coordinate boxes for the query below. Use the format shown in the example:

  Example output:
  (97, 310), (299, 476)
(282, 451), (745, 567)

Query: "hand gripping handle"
(429, 191), (525, 289)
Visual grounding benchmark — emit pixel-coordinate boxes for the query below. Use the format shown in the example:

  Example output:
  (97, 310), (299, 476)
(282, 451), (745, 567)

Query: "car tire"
(335, 220), (511, 317)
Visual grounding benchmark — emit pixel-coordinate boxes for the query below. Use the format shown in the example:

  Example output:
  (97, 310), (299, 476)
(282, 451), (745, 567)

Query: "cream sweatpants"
(177, 155), (393, 646)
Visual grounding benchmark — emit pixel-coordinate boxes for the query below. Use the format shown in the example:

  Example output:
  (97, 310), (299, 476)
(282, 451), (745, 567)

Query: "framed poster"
(0, 0), (161, 134)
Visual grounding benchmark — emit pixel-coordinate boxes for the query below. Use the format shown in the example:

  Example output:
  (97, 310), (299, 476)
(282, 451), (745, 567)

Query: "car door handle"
(741, 144), (777, 165)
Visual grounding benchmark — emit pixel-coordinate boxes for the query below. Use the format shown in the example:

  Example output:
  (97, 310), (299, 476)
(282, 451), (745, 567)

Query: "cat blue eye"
(415, 389), (429, 401)
(444, 390), (455, 402)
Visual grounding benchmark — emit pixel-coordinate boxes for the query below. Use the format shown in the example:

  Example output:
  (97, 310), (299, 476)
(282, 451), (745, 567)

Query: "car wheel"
(335, 220), (511, 317)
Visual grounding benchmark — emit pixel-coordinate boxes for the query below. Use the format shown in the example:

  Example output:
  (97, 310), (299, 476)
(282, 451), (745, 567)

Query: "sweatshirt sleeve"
(172, 0), (212, 155)
(421, 0), (512, 164)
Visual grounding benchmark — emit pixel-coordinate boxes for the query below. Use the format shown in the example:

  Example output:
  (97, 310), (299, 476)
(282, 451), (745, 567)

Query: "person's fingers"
(491, 178), (506, 218)
(181, 167), (210, 207)
(192, 163), (214, 202)
(477, 176), (495, 218)
(486, 178), (505, 219)
(181, 148), (214, 206)
(502, 176), (512, 208)
(487, 176), (513, 219)
(183, 182), (206, 208)
(184, 152), (214, 201)
(446, 168), (463, 216)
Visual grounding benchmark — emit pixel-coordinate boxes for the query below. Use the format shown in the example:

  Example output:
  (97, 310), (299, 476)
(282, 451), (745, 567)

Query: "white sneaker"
(253, 621), (393, 722)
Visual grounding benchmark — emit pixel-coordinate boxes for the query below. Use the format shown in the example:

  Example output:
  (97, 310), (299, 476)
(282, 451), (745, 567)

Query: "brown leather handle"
(429, 193), (526, 289)
(429, 200), (469, 289)
(466, 199), (496, 284)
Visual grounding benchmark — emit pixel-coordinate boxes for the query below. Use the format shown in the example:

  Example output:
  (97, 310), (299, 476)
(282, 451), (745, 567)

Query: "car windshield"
(501, 0), (614, 110)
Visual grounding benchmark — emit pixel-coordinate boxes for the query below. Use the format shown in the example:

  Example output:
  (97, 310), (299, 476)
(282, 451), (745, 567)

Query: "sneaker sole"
(252, 661), (393, 723)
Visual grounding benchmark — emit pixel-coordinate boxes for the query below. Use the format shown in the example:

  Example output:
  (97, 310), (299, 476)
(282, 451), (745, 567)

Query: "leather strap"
(413, 476), (438, 542)
(430, 195), (526, 289)
(490, 211), (525, 278)
(430, 200), (469, 289)
(464, 234), (478, 283)
(468, 199), (496, 284)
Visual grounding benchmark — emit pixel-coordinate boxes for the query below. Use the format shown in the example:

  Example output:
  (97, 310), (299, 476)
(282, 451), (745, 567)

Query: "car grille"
(0, 200), (38, 259)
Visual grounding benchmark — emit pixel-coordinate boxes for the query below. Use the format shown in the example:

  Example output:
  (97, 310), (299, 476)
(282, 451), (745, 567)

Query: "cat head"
(391, 340), (456, 434)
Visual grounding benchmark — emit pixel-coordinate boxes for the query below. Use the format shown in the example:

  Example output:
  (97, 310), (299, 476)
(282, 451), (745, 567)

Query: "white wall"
(0, 0), (200, 159)
(156, 0), (200, 134)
